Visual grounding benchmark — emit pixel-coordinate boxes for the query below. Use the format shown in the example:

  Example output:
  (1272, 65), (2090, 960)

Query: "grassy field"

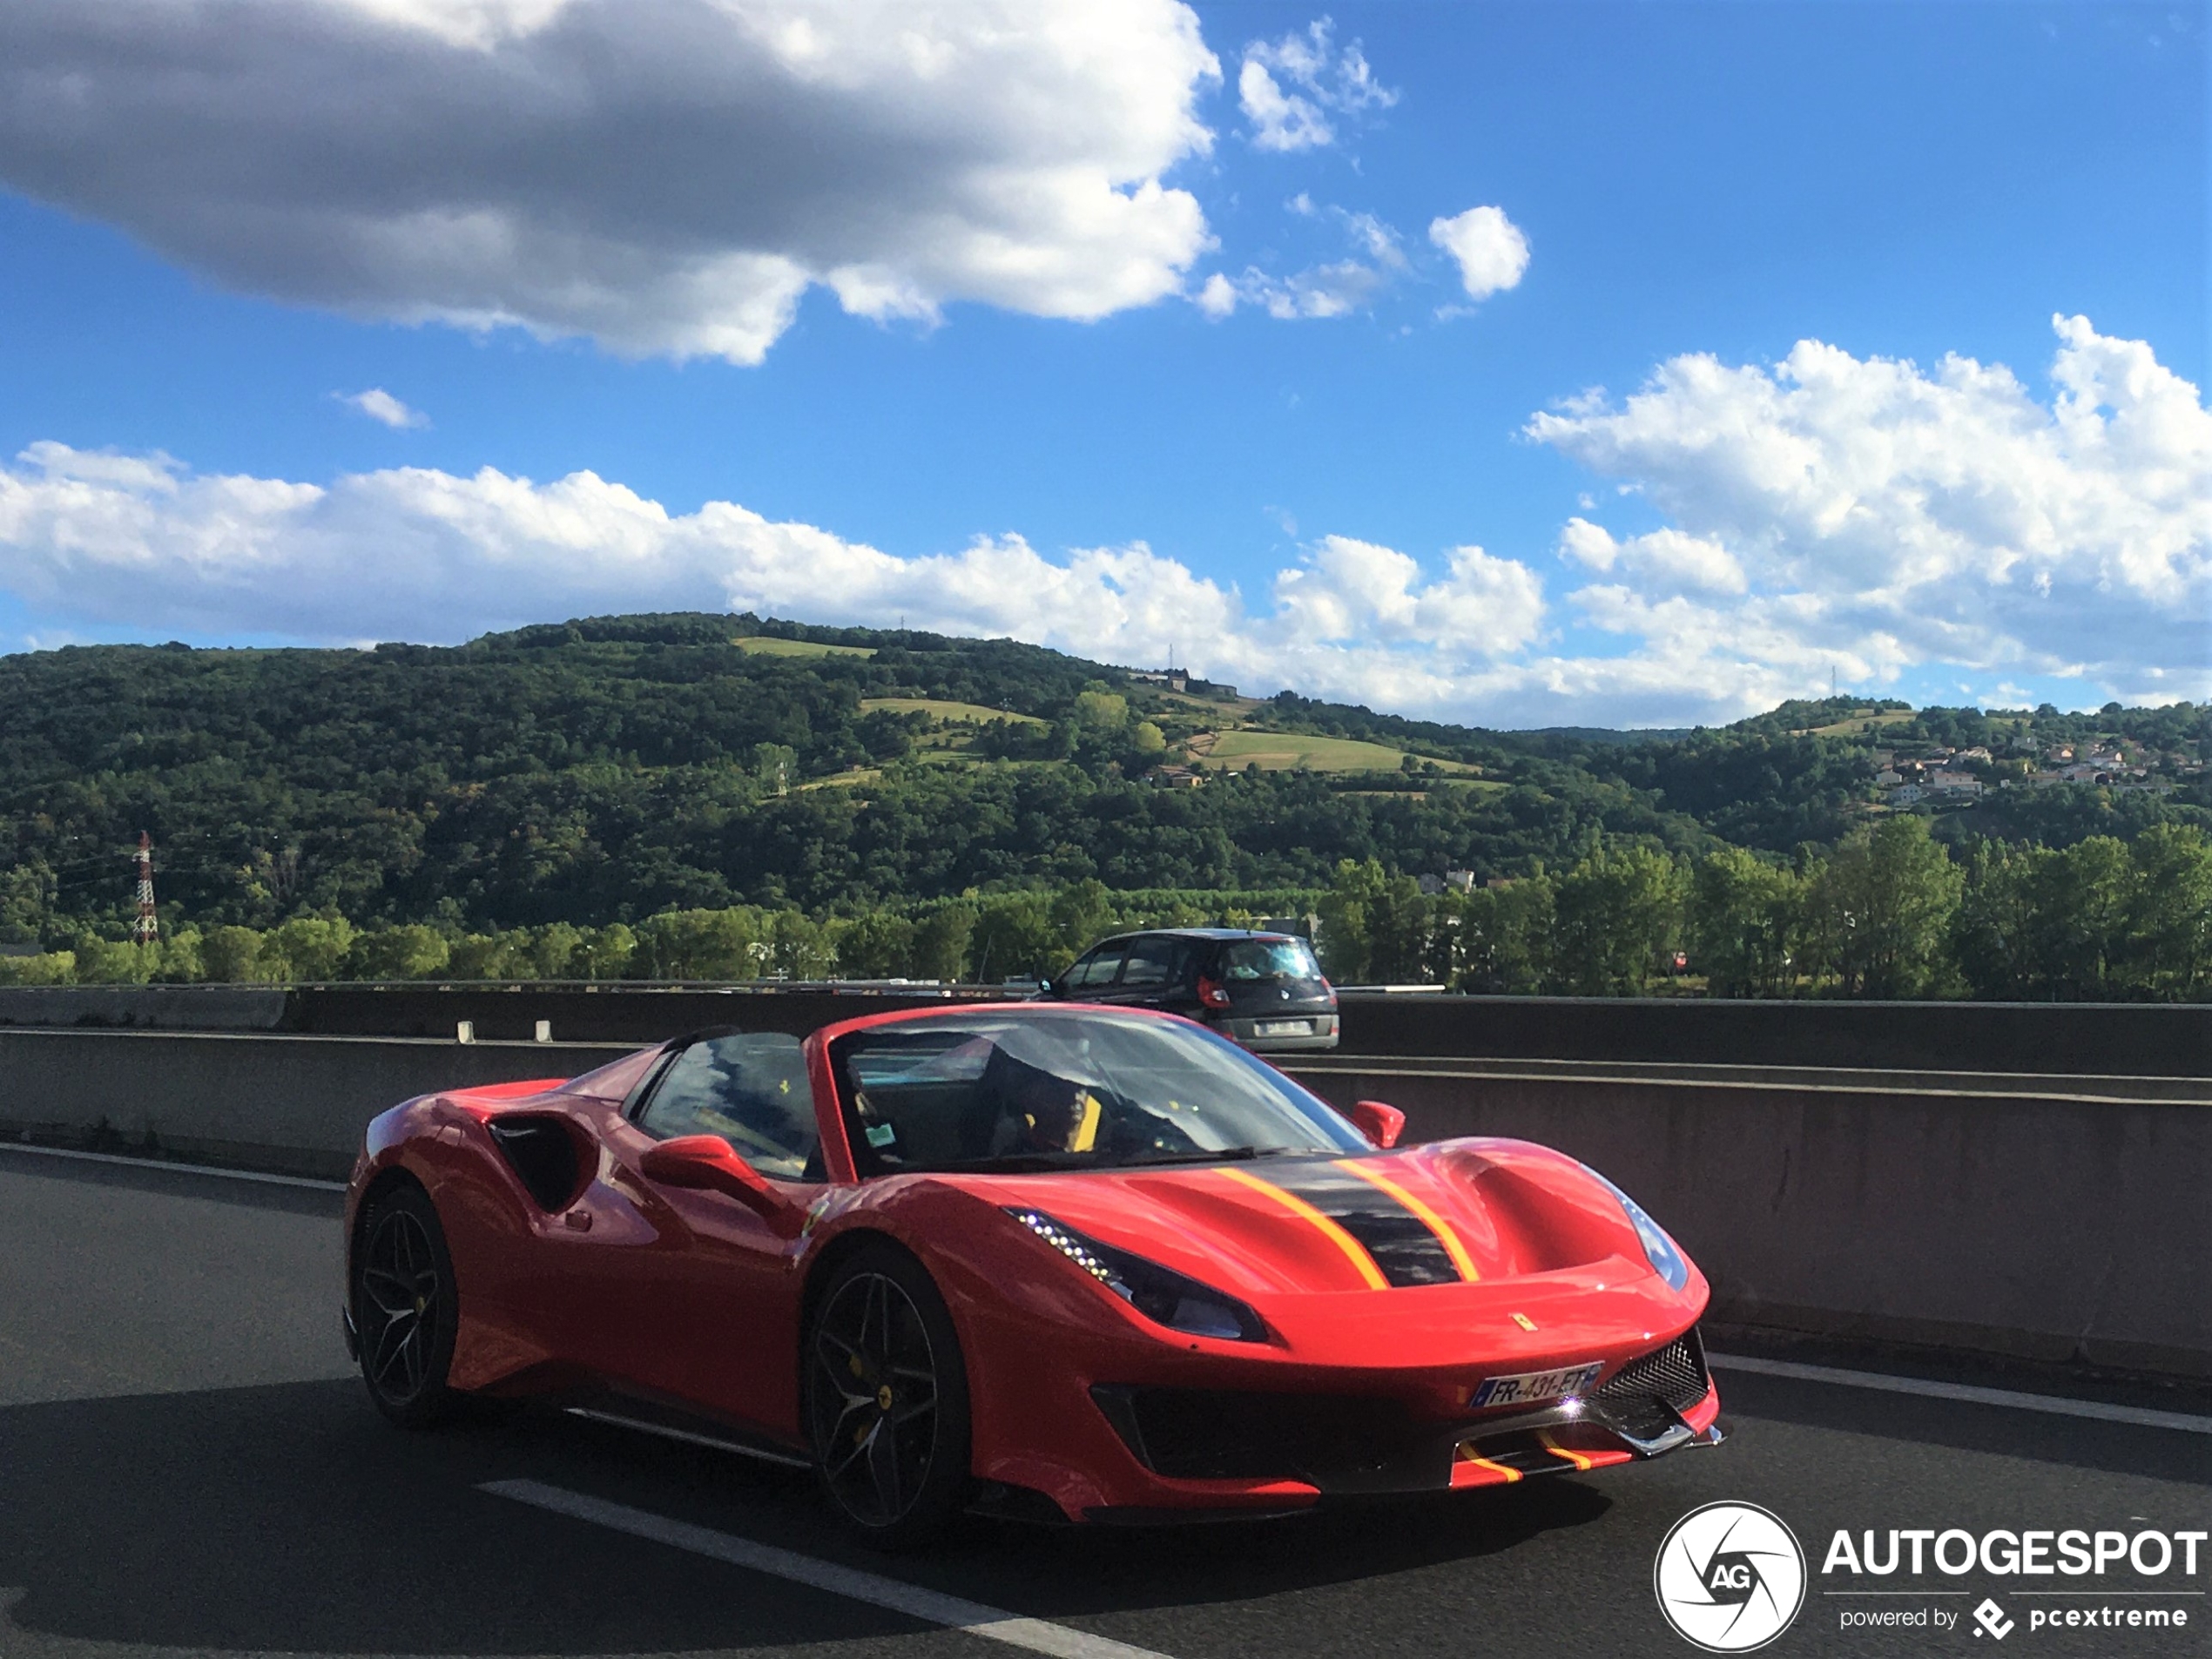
(735, 637), (877, 659)
(861, 698), (1045, 725)
(1797, 708), (1915, 737)
(1187, 729), (1482, 773)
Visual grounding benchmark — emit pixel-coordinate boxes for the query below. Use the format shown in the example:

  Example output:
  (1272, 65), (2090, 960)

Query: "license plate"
(1471, 1362), (1603, 1409)
(1252, 1019), (1312, 1036)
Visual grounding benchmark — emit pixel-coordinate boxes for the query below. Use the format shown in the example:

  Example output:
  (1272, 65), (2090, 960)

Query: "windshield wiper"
(1120, 1145), (1278, 1166)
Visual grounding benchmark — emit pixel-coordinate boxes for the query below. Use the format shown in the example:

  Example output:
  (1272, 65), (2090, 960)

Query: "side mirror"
(1037, 977), (1059, 1000)
(1348, 1099), (1405, 1150)
(639, 1135), (806, 1238)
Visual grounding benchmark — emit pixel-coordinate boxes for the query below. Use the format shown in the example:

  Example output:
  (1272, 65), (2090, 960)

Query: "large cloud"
(0, 0), (1220, 363)
(1530, 315), (2212, 703)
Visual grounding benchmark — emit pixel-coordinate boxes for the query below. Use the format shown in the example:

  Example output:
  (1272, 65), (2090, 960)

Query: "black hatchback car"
(1040, 927), (1339, 1052)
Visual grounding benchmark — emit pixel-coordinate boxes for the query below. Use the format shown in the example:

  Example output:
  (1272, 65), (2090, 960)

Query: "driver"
(981, 1044), (1104, 1156)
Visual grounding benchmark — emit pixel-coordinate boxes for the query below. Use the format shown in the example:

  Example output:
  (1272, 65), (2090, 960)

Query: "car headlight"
(1585, 1170), (1691, 1291)
(1006, 1208), (1267, 1342)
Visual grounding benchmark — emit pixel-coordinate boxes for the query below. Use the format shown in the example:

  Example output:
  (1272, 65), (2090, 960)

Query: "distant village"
(1868, 735), (2188, 808)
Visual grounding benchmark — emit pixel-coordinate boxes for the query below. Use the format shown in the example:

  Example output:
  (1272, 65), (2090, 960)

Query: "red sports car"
(344, 1003), (1722, 1546)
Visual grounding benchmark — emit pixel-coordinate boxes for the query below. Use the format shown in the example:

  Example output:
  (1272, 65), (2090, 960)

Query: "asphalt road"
(3, 1147), (2209, 1659)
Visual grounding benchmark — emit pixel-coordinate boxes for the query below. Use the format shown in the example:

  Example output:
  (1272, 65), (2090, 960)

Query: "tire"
(352, 1179), (462, 1428)
(802, 1244), (973, 1550)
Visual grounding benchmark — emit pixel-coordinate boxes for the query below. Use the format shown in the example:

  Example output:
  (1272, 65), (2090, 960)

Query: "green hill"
(0, 613), (2204, 952)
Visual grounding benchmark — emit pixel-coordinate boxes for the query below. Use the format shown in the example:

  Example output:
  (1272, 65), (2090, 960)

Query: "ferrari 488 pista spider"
(344, 1003), (1722, 1546)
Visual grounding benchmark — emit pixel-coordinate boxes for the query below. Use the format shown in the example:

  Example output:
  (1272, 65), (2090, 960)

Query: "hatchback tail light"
(1196, 974), (1232, 1009)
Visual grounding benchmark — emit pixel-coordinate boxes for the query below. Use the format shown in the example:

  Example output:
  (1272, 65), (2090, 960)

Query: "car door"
(1099, 934), (1186, 1011)
(1058, 939), (1129, 1000)
(593, 1032), (826, 1433)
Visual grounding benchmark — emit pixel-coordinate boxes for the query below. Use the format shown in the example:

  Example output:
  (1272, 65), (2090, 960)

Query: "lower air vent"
(1594, 1327), (1710, 1440)
(1092, 1386), (1420, 1482)
(488, 1117), (582, 1211)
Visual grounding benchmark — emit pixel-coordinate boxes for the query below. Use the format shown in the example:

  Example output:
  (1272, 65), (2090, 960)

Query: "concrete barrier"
(6, 986), (2208, 1076)
(1286, 1055), (2212, 1379)
(3, 1023), (2206, 1379)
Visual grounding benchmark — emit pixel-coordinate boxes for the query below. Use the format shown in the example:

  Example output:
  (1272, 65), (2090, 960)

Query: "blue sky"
(0, 0), (2203, 727)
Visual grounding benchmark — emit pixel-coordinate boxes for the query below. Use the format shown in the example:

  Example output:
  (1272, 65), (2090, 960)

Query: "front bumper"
(1085, 1329), (1719, 1506)
(967, 1304), (1721, 1522)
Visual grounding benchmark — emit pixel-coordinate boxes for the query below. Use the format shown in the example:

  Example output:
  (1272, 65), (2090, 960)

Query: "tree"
(1809, 817), (1962, 997)
(836, 910), (916, 979)
(1951, 841), (2047, 999)
(911, 903), (975, 983)
(631, 907), (760, 980)
(2125, 825), (2212, 1000)
(350, 924), (451, 981)
(1452, 877), (1554, 995)
(968, 893), (1053, 982)
(1550, 843), (1685, 995)
(572, 923), (636, 981)
(266, 914), (356, 981)
(1689, 847), (1806, 997)
(1316, 859), (1388, 981)
(201, 926), (272, 982)
(2030, 836), (2134, 999)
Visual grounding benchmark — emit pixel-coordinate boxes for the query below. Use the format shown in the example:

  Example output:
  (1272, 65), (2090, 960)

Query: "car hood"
(944, 1137), (1661, 1300)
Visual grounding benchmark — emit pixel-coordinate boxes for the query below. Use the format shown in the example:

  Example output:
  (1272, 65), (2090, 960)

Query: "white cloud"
(1528, 315), (2212, 704)
(1224, 260), (1388, 320)
(1428, 206), (1530, 302)
(1557, 517), (1746, 594)
(3, 314), (2201, 729)
(338, 388), (428, 430)
(0, 0), (1220, 365)
(1205, 205), (1410, 321)
(1238, 19), (1396, 152)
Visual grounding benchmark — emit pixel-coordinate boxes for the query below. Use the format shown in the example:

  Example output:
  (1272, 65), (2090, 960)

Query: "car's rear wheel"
(353, 1180), (462, 1427)
(803, 1244), (971, 1550)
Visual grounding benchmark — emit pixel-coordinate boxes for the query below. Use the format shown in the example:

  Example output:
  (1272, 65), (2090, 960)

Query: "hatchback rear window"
(1219, 938), (1321, 981)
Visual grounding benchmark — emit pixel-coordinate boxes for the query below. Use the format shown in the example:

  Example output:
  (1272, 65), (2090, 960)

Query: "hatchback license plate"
(1252, 1019), (1312, 1036)
(1471, 1363), (1603, 1409)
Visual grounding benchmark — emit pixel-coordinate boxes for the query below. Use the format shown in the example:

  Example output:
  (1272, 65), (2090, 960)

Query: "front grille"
(1093, 1386), (1424, 1482)
(1594, 1328), (1710, 1440)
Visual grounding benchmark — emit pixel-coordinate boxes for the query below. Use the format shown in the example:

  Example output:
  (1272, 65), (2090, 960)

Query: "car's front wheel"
(352, 1179), (462, 1428)
(803, 1244), (972, 1549)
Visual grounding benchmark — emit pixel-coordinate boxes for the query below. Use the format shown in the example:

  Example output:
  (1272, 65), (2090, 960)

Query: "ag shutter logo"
(1656, 1501), (1808, 1652)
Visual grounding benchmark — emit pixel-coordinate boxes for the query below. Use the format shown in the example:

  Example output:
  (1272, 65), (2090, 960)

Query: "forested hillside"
(2, 612), (2207, 996)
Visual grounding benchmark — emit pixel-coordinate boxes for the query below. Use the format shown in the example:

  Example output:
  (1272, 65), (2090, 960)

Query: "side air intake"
(488, 1117), (583, 1211)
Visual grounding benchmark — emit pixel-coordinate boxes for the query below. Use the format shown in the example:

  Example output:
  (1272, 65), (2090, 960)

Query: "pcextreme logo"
(1656, 1501), (1809, 1652)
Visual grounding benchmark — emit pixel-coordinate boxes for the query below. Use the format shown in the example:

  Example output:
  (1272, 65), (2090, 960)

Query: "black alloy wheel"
(803, 1246), (971, 1548)
(353, 1181), (461, 1427)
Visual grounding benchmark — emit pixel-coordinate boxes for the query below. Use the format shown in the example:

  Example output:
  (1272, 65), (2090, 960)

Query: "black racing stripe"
(1263, 1163), (1460, 1288)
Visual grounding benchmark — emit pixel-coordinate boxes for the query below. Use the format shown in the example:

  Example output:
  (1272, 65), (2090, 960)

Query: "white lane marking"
(0, 1140), (345, 1191)
(1710, 1352), (2212, 1436)
(482, 1479), (1171, 1659)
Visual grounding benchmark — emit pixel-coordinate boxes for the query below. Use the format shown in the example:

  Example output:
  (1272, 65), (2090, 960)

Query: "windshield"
(830, 1009), (1365, 1175)
(1221, 937), (1322, 981)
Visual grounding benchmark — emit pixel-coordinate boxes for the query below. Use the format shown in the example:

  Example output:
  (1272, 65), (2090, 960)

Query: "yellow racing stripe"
(1219, 1166), (1391, 1291)
(1333, 1158), (1481, 1283)
(1538, 1431), (1596, 1472)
